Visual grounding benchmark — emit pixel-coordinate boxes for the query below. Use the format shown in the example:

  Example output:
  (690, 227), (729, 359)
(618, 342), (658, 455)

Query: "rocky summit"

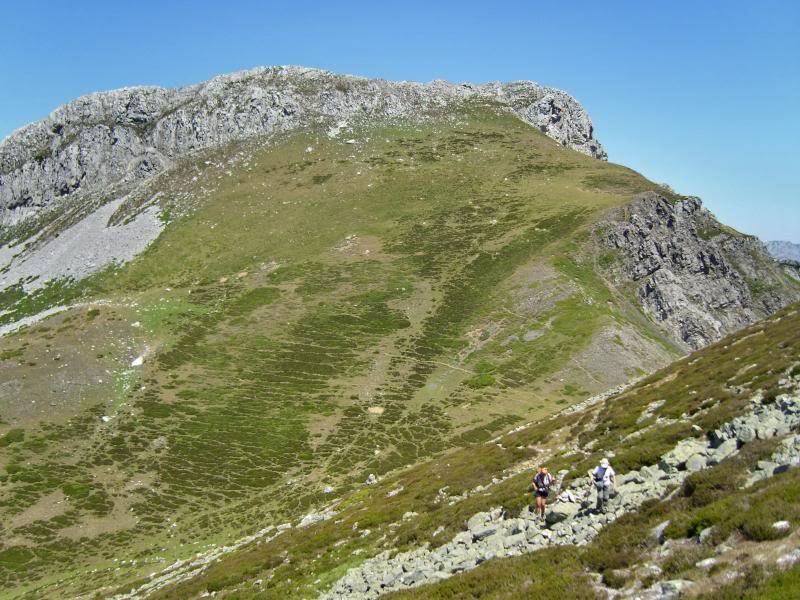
(0, 66), (798, 600)
(0, 66), (605, 228)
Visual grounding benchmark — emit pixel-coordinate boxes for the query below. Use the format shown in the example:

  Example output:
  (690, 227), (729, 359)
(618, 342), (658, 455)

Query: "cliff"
(599, 192), (800, 349)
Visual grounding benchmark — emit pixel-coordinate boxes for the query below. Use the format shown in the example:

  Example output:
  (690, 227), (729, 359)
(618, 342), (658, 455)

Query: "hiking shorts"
(535, 489), (549, 498)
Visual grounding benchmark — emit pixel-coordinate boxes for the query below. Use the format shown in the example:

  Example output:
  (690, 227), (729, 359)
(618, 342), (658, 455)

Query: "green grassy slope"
(153, 305), (800, 600)
(0, 103), (687, 597)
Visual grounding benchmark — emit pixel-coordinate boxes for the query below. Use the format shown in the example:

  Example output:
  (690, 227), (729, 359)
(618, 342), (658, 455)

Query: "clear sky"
(1, 1), (798, 242)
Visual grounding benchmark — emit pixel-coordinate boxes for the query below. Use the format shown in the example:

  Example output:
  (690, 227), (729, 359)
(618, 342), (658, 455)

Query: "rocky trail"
(321, 380), (800, 599)
(102, 373), (800, 600)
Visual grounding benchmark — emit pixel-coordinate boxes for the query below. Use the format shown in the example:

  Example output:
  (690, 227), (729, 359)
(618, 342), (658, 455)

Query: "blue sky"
(1, 1), (798, 242)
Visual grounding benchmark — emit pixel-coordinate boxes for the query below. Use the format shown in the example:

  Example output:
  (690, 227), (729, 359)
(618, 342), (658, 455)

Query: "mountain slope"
(767, 241), (800, 281)
(134, 303), (800, 599)
(0, 71), (797, 598)
(0, 106), (660, 598)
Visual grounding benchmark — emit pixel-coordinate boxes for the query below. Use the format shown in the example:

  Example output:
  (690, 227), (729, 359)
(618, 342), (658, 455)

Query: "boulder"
(452, 531), (472, 546)
(657, 579), (694, 597)
(660, 438), (707, 471)
(573, 526), (595, 545)
(501, 518), (525, 535)
(772, 520), (791, 532)
(756, 460), (778, 476)
(466, 509), (501, 533)
(400, 570), (427, 586)
(708, 438), (738, 465)
(710, 428), (731, 446)
(297, 509), (336, 528)
(641, 464), (667, 480)
(696, 557), (717, 569)
(778, 394), (800, 413)
(636, 563), (663, 579)
(380, 569), (400, 588)
(545, 501), (581, 525)
(777, 549), (800, 568)
(557, 490), (580, 503)
(685, 453), (707, 472)
(755, 421), (778, 440)
(502, 533), (527, 549)
(471, 525), (498, 542)
(736, 423), (757, 443)
(698, 526), (715, 543)
(525, 526), (542, 543)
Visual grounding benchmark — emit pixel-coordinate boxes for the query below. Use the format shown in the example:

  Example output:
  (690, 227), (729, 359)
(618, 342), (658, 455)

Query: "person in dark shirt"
(530, 466), (554, 521)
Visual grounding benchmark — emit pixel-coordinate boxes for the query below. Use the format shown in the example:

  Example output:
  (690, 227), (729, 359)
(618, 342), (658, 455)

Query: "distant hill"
(767, 240), (800, 262)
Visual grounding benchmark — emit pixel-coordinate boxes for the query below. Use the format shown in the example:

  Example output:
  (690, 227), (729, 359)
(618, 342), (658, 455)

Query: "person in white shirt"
(591, 458), (617, 513)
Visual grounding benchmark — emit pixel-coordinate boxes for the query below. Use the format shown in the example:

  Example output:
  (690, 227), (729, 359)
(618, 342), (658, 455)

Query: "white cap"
(600, 458), (610, 467)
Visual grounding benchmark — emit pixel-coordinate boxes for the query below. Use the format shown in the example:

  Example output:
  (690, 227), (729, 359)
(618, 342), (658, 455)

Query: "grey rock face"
(0, 195), (162, 293)
(0, 65), (606, 228)
(600, 192), (800, 349)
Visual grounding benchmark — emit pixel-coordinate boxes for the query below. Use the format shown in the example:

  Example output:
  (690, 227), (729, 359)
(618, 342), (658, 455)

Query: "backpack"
(594, 467), (607, 484)
(534, 472), (551, 492)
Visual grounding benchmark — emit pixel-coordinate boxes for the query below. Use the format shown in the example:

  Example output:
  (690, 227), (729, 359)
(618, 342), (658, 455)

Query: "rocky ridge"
(321, 377), (800, 599)
(0, 65), (605, 229)
(599, 192), (800, 349)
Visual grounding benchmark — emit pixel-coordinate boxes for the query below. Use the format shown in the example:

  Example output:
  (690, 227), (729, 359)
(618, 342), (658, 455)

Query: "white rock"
(696, 557), (717, 569)
(777, 549), (800, 568)
(772, 520), (791, 531)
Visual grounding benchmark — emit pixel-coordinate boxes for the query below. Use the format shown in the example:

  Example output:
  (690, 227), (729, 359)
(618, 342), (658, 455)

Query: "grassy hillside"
(151, 304), (800, 600)
(0, 102), (691, 597)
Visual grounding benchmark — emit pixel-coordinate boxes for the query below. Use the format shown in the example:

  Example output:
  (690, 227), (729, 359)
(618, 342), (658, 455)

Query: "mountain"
(766, 241), (800, 281)
(766, 240), (800, 263)
(0, 67), (798, 598)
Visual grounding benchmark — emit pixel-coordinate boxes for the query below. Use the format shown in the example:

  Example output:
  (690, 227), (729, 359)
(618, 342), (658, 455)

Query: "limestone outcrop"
(599, 192), (800, 349)
(0, 66), (605, 228)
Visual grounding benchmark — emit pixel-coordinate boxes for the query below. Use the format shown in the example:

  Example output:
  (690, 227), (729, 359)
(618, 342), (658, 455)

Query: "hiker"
(530, 466), (554, 521)
(592, 458), (617, 513)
